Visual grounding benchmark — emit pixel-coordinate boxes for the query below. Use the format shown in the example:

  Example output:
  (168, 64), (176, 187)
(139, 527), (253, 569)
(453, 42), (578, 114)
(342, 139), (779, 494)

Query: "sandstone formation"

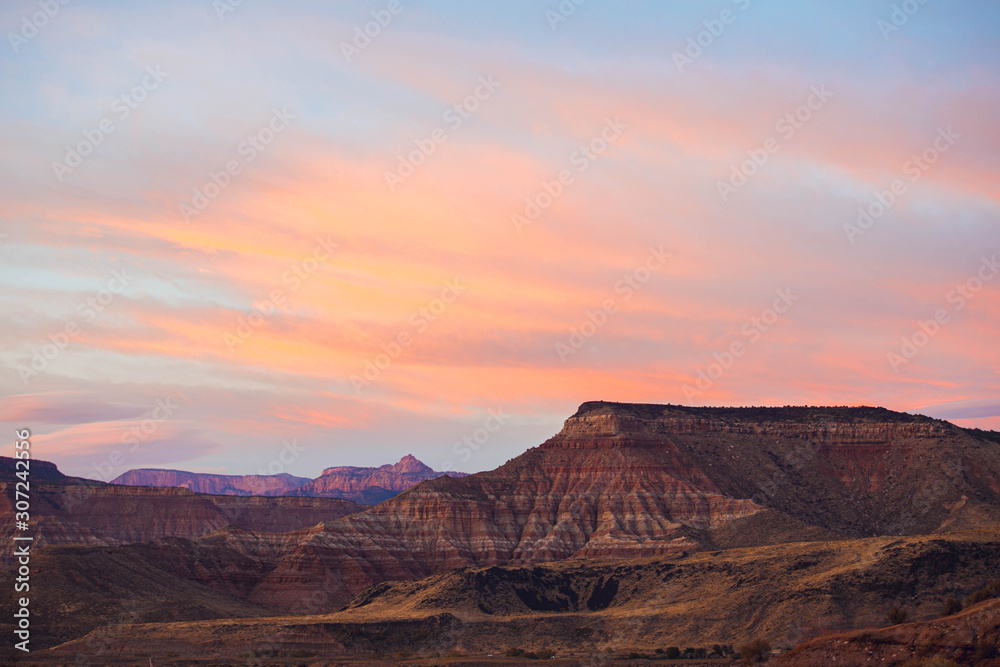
(0, 458), (363, 561)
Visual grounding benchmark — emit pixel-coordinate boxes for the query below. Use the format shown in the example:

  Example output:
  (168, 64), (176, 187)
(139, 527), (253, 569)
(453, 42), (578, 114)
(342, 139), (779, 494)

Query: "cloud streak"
(1, 1), (998, 477)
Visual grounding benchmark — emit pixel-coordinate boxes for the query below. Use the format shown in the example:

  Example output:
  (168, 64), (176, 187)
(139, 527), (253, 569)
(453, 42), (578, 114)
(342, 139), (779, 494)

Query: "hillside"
(240, 402), (1000, 611)
(15, 531), (1000, 663)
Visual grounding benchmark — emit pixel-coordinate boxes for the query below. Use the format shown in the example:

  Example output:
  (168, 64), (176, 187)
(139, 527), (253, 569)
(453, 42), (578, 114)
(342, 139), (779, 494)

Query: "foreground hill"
(775, 597), (1000, 666)
(111, 454), (466, 503)
(6, 401), (1000, 661)
(14, 531), (1000, 663)
(110, 468), (310, 496)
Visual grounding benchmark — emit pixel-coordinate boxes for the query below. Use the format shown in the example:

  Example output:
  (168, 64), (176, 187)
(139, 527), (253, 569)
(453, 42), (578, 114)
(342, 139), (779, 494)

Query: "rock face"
(110, 469), (311, 496)
(291, 454), (468, 503)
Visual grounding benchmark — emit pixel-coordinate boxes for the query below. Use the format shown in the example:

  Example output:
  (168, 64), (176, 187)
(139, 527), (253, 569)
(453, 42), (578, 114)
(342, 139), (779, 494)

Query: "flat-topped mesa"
(540, 401), (955, 449)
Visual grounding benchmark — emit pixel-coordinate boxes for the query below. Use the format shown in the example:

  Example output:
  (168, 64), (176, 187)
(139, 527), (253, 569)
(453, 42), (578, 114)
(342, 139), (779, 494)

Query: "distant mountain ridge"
(110, 468), (310, 496)
(111, 454), (467, 503)
(9, 402), (1000, 662)
(292, 454), (468, 504)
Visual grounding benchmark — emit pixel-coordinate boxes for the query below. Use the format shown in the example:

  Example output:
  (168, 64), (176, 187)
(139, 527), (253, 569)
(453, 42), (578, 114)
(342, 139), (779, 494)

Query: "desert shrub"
(942, 597), (963, 616)
(966, 581), (1000, 607)
(535, 648), (555, 659)
(974, 641), (999, 660)
(665, 646), (680, 659)
(887, 606), (909, 625)
(505, 647), (525, 657)
(738, 638), (772, 664)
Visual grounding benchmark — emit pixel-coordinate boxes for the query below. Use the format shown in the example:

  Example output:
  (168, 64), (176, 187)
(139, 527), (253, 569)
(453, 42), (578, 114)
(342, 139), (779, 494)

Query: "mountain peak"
(392, 454), (432, 474)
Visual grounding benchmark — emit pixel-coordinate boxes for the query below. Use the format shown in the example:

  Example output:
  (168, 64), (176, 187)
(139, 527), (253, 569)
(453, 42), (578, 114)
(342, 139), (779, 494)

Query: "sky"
(1, 0), (998, 481)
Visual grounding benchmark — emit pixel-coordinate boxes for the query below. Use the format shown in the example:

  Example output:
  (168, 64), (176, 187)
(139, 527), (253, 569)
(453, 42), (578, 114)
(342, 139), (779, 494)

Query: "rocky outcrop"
(0, 456), (101, 486)
(110, 468), (310, 496)
(545, 402), (953, 448)
(291, 454), (468, 503)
